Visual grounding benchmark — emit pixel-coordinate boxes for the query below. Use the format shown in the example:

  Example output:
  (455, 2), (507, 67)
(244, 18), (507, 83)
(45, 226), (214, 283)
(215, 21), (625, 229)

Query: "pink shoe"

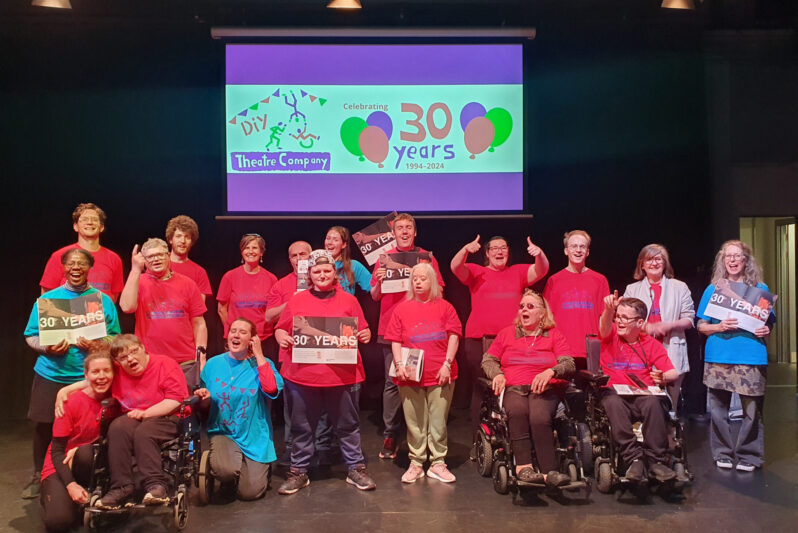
(427, 463), (456, 483)
(401, 464), (425, 484)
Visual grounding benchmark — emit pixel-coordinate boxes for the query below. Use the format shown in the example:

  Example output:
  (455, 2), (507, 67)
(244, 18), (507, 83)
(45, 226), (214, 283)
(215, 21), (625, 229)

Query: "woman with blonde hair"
(481, 290), (575, 487)
(697, 240), (773, 472)
(623, 244), (695, 412)
(385, 262), (462, 483)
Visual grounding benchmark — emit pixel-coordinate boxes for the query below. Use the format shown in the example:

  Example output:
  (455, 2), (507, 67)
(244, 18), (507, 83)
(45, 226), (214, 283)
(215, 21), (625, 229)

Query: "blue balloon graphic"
(366, 111), (393, 140)
(460, 102), (487, 132)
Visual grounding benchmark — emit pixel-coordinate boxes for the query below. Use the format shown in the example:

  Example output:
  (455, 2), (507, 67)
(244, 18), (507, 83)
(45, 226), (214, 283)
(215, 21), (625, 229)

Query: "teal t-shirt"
(25, 286), (121, 383)
(336, 259), (372, 295)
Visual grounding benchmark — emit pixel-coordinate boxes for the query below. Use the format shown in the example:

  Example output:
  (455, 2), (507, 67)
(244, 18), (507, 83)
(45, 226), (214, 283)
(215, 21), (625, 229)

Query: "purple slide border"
(227, 172), (524, 213)
(226, 44), (522, 85)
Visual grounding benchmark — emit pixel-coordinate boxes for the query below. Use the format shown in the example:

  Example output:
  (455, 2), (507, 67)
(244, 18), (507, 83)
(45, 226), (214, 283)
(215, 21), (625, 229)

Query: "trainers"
(624, 459), (646, 483)
(401, 464), (425, 484)
(736, 461), (756, 472)
(427, 463), (456, 483)
(517, 467), (545, 484)
(716, 458), (734, 469)
(20, 472), (41, 500)
(142, 484), (170, 505)
(347, 465), (376, 490)
(379, 437), (397, 460)
(546, 471), (571, 487)
(96, 485), (135, 509)
(278, 469), (310, 495)
(649, 462), (677, 482)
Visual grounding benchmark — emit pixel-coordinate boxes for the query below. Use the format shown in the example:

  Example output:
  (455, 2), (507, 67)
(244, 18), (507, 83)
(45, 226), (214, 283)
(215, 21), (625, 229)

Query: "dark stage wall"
(1, 18), (793, 421)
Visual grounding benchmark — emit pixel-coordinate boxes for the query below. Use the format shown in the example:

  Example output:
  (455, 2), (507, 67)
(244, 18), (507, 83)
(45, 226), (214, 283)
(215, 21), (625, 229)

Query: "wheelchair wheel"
(197, 449), (214, 505)
(493, 462), (509, 495)
(173, 490), (189, 531)
(568, 462), (578, 483)
(475, 431), (493, 477)
(576, 422), (594, 475)
(596, 460), (613, 494)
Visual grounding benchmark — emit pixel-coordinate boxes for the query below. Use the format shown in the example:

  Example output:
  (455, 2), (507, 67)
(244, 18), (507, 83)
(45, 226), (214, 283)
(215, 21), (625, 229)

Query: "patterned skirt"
(703, 362), (767, 396)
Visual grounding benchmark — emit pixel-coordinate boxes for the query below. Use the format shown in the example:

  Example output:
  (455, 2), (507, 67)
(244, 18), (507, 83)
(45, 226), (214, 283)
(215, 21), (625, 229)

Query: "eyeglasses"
(115, 345), (143, 362)
(489, 246), (509, 252)
(615, 315), (641, 324)
(644, 256), (664, 264)
(143, 252), (168, 262)
(724, 253), (744, 261)
(518, 303), (539, 310)
(567, 244), (588, 251)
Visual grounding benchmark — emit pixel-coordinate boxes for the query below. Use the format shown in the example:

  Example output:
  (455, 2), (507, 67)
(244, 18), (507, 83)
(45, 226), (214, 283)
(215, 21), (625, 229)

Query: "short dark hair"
(61, 248), (94, 267)
(165, 215), (200, 243)
(230, 317), (256, 336)
(618, 297), (648, 320)
(72, 203), (107, 226)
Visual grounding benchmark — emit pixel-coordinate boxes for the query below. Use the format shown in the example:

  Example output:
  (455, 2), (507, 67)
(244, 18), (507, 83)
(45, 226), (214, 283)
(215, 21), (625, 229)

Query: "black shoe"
(517, 467), (545, 484)
(142, 484), (170, 505)
(277, 469), (310, 495)
(546, 471), (571, 487)
(346, 464), (376, 490)
(624, 459), (646, 483)
(97, 485), (135, 509)
(649, 462), (676, 482)
(20, 472), (41, 500)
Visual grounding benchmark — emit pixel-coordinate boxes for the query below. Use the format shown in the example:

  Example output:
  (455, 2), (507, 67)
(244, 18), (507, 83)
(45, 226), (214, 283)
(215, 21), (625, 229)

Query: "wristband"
(394, 360), (403, 367)
(443, 360), (452, 369)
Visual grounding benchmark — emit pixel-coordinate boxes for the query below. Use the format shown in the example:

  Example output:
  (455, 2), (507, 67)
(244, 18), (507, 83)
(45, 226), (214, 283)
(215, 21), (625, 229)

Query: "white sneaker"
(736, 461), (756, 472)
(401, 464), (425, 484)
(427, 463), (456, 483)
(716, 458), (733, 469)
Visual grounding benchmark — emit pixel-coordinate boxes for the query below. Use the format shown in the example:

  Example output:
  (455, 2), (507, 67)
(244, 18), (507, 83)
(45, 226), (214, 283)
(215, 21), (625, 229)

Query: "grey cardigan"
(623, 276), (695, 374)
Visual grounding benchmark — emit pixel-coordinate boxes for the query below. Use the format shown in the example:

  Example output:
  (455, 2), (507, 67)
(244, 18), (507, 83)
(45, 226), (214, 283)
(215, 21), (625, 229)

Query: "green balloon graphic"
(340, 117), (368, 160)
(485, 107), (513, 150)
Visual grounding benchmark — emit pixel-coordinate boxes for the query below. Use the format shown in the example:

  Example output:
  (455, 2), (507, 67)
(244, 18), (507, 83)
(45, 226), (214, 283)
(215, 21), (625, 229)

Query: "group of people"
(25, 203), (774, 530)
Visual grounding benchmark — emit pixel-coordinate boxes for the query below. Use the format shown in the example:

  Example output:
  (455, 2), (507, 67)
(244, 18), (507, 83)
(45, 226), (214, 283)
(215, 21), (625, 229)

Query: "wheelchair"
(473, 377), (591, 501)
(82, 396), (203, 532)
(574, 336), (692, 499)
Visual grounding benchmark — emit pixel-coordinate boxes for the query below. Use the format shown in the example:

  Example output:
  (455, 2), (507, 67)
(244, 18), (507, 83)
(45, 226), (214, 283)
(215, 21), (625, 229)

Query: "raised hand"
(603, 290), (621, 312)
(526, 236), (542, 257)
(131, 244), (146, 272)
(464, 235), (481, 254)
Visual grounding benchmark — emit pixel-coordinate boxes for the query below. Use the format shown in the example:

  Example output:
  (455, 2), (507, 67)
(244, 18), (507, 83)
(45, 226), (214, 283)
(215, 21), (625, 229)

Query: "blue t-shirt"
(201, 353), (283, 463)
(696, 282), (774, 366)
(25, 286), (121, 383)
(336, 259), (372, 295)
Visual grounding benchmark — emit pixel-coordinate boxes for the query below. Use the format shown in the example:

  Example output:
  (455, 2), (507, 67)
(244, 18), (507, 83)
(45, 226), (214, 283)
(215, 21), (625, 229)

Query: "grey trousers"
(382, 344), (403, 439)
(209, 435), (270, 500)
(708, 388), (765, 467)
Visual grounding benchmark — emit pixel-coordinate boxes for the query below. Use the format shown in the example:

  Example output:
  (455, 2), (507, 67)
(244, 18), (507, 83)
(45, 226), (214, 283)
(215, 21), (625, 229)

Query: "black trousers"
(503, 389), (561, 473)
(40, 444), (93, 532)
(601, 391), (670, 465)
(107, 416), (179, 491)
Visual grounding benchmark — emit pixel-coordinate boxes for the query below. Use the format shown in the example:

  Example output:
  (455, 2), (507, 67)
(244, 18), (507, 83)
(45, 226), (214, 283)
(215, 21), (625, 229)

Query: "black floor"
(3, 365), (797, 533)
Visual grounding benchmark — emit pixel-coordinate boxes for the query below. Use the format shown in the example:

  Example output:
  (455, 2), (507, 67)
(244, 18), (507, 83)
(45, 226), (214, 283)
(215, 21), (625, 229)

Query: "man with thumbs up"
(450, 235), (549, 444)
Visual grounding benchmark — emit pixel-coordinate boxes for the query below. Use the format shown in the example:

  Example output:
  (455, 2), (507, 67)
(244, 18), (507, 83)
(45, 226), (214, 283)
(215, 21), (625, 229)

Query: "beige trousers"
(399, 383), (455, 466)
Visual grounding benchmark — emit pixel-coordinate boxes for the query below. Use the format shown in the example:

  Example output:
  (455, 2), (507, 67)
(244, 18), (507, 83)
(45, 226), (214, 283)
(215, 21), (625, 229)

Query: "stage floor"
(3, 365), (796, 533)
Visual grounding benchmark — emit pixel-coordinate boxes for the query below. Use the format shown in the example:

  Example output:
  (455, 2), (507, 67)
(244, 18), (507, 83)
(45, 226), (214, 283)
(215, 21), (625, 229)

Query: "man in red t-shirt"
(39, 203), (124, 302)
(119, 238), (207, 386)
(165, 215), (212, 301)
(370, 213), (445, 460)
(598, 293), (679, 484)
(543, 230), (609, 369)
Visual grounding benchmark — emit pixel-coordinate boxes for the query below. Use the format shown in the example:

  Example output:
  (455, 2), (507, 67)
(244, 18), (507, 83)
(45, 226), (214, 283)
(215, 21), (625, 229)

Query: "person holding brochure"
(40, 350), (116, 532)
(194, 318), (283, 500)
(697, 240), (773, 472)
(598, 294), (680, 483)
(165, 215), (213, 302)
(217, 234), (278, 342)
(325, 226), (371, 295)
(274, 250), (376, 494)
(450, 234), (549, 447)
(385, 263), (462, 483)
(480, 290), (574, 487)
(23, 248), (121, 500)
(371, 213), (446, 461)
(623, 244), (695, 414)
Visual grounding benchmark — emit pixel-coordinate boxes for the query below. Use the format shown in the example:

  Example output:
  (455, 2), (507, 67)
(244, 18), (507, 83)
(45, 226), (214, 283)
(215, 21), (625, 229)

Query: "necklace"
(522, 328), (541, 350)
(224, 353), (249, 383)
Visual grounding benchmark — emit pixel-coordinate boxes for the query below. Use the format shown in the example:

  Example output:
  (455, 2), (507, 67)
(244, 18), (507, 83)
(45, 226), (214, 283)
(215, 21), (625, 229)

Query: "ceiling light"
(661, 0), (695, 9)
(327, 0), (362, 9)
(32, 0), (72, 8)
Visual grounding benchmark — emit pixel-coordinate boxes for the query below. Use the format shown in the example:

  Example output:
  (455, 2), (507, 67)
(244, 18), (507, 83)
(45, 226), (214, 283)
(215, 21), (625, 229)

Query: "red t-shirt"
(370, 246), (445, 339)
(599, 324), (674, 388)
(42, 390), (113, 481)
(648, 282), (663, 324)
(170, 259), (213, 297)
(40, 244), (124, 299)
(112, 353), (188, 412)
(217, 266), (278, 338)
(267, 272), (299, 308)
(384, 298), (462, 387)
(542, 268), (609, 358)
(134, 272), (207, 363)
(487, 325), (572, 387)
(463, 263), (530, 338)
(276, 288), (368, 387)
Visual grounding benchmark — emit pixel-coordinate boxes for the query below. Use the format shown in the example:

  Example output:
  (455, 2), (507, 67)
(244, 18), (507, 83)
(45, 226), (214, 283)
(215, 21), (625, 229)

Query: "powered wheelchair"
(82, 396), (203, 532)
(572, 336), (692, 499)
(473, 377), (591, 501)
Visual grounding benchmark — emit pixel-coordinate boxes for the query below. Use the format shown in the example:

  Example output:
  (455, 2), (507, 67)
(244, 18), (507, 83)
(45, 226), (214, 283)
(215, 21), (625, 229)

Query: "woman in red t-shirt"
(41, 350), (116, 532)
(218, 234), (278, 341)
(385, 263), (462, 484)
(450, 235), (549, 444)
(481, 290), (575, 487)
(274, 250), (376, 494)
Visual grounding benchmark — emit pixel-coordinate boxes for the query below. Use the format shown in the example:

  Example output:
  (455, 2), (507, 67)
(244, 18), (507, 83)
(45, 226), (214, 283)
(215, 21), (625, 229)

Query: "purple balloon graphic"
(460, 102), (487, 132)
(366, 111), (393, 140)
